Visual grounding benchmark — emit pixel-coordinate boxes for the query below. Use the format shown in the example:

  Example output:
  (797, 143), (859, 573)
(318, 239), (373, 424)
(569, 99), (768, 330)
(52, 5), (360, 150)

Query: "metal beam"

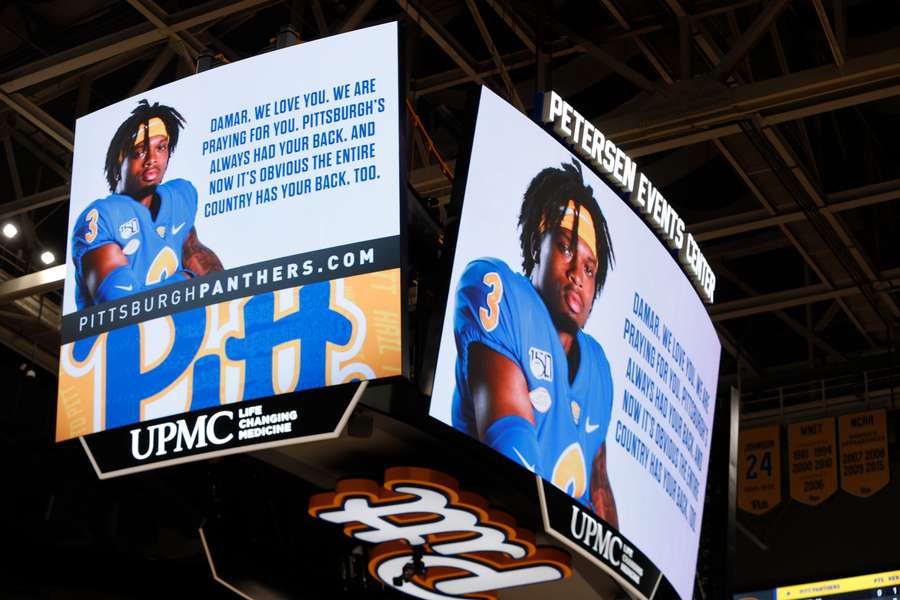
(0, 320), (58, 375)
(10, 131), (70, 182)
(713, 138), (830, 284)
(761, 127), (900, 322)
(0, 186), (69, 221)
(414, 42), (579, 95)
(0, 0), (277, 94)
(0, 91), (74, 151)
(129, 45), (176, 96)
(662, 0), (687, 17)
(814, 301), (841, 332)
(481, 0), (536, 53)
(832, 0), (847, 57)
(594, 47), (900, 154)
(465, 0), (525, 111)
(598, 0), (673, 83)
(553, 21), (657, 93)
(717, 324), (762, 379)
(126, 0), (207, 64)
(712, 283), (856, 322)
(396, 0), (485, 86)
(311, 0), (329, 36)
(0, 265), (65, 305)
(0, 49), (147, 124)
(770, 23), (820, 181)
(678, 16), (691, 80)
(714, 262), (844, 361)
(336, 0), (378, 33)
(2, 135), (39, 251)
(710, 0), (791, 82)
(692, 178), (900, 241)
(710, 270), (900, 322)
(812, 0), (844, 66)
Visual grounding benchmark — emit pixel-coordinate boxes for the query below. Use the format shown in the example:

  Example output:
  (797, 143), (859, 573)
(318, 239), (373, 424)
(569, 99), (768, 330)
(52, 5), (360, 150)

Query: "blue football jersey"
(452, 257), (614, 506)
(72, 179), (198, 310)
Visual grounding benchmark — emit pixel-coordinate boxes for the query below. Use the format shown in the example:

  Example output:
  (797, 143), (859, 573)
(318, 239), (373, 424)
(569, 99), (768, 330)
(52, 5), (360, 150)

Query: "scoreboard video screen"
(57, 23), (402, 444)
(429, 87), (721, 600)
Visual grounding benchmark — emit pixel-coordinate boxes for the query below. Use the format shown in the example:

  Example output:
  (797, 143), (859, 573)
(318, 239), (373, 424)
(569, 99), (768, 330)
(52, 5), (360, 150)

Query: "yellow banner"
(738, 425), (781, 515)
(776, 569), (900, 599)
(839, 409), (889, 497)
(787, 418), (836, 505)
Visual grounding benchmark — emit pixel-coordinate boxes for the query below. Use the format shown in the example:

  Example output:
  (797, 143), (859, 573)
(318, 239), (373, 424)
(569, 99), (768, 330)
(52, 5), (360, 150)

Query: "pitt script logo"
(309, 468), (571, 600)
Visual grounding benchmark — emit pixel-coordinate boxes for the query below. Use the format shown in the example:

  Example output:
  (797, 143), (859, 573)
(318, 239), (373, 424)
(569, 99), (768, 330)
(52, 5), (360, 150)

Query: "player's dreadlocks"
(104, 100), (186, 193)
(518, 160), (615, 297)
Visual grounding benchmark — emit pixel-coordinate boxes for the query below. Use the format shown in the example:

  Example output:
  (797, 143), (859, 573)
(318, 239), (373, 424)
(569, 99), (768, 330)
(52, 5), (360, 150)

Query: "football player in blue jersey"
(72, 100), (223, 310)
(452, 160), (618, 526)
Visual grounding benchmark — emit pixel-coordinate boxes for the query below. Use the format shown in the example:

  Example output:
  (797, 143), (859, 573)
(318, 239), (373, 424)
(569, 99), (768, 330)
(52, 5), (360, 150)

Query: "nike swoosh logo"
(171, 222), (186, 235)
(114, 284), (133, 292)
(512, 447), (536, 472)
(585, 419), (600, 434)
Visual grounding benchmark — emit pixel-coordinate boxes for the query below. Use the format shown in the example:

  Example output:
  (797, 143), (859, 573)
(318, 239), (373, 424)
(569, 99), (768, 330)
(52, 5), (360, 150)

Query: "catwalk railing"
(741, 365), (899, 424)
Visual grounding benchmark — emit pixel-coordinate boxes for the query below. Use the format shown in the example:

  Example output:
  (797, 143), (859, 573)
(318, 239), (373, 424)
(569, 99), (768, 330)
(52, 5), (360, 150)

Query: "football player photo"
(71, 100), (223, 310)
(450, 160), (618, 526)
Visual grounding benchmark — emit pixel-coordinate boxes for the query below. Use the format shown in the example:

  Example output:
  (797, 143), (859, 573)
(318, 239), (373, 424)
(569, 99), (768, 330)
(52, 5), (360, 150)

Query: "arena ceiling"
(0, 2), (897, 406)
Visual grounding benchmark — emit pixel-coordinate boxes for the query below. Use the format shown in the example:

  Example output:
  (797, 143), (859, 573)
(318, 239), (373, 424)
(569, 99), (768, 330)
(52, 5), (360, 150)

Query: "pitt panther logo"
(58, 278), (386, 436)
(309, 467), (571, 599)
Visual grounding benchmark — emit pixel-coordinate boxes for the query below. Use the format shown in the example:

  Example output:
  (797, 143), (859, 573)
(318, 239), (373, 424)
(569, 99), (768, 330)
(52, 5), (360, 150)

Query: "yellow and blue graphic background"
(57, 269), (401, 441)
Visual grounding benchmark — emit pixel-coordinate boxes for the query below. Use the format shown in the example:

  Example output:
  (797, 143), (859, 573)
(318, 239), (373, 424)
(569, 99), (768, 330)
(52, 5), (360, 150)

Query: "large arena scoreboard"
(736, 569), (900, 600)
(428, 87), (721, 599)
(57, 23), (403, 474)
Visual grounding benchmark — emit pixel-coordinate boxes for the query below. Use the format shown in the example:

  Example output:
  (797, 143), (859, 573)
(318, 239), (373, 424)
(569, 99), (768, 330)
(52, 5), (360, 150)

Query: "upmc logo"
(309, 467), (571, 599)
(129, 410), (233, 460)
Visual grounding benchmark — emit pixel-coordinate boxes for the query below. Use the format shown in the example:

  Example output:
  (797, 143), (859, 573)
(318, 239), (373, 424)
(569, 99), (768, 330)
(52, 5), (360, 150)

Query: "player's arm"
(81, 244), (130, 303)
(182, 226), (223, 276)
(468, 342), (541, 472)
(590, 442), (618, 528)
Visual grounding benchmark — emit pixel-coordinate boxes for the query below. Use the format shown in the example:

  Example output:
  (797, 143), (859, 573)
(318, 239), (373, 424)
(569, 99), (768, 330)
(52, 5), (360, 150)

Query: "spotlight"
(2, 223), (17, 238)
(40, 251), (55, 265)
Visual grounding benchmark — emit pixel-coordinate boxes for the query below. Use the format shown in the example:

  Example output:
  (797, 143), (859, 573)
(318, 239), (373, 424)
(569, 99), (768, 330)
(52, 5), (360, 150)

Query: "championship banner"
(58, 23), (403, 444)
(787, 418), (836, 506)
(738, 425), (781, 515)
(839, 409), (889, 497)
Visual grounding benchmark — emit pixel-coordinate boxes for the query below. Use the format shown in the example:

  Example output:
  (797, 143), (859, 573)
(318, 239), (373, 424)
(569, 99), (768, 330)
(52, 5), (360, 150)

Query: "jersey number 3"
(479, 272), (503, 332)
(83, 209), (99, 243)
